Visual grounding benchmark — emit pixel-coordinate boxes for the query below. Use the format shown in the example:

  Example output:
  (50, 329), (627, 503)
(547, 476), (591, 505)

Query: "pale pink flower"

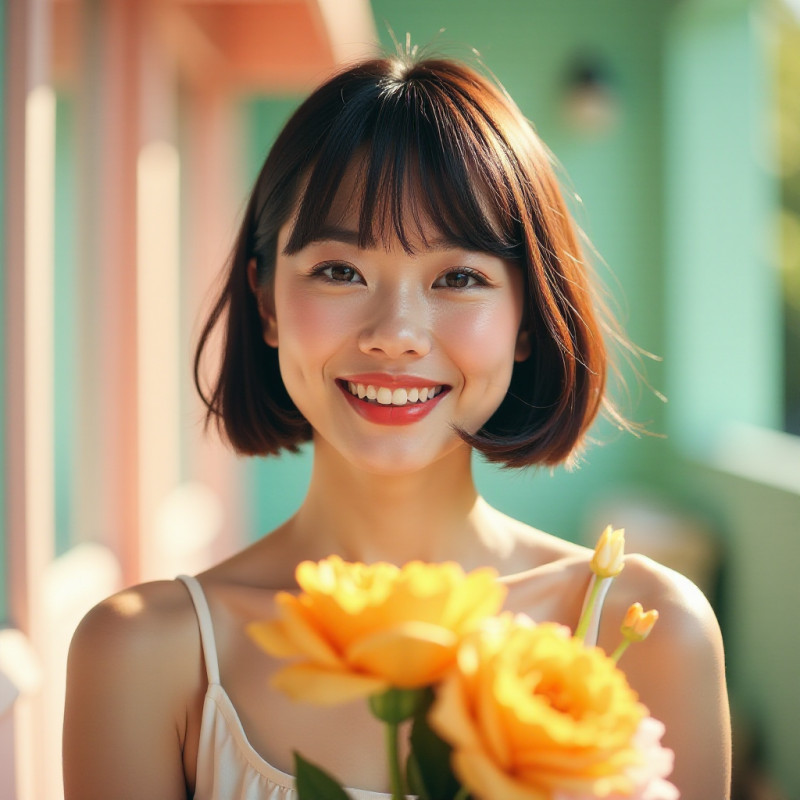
(555, 717), (679, 800)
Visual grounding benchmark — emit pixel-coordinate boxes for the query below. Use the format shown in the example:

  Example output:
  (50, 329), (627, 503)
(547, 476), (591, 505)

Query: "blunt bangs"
(285, 61), (524, 263)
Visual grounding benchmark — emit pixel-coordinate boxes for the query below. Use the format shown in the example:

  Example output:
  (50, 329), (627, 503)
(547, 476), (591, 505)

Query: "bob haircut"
(195, 55), (622, 468)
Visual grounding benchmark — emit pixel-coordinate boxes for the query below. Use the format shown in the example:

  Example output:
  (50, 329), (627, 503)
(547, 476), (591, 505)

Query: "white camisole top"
(176, 572), (610, 800)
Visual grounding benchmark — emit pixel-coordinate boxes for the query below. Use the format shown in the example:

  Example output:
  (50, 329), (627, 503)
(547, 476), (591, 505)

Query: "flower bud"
(621, 602), (659, 642)
(590, 525), (626, 578)
(369, 687), (427, 724)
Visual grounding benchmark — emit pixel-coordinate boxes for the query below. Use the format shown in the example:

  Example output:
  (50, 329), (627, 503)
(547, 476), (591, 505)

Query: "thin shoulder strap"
(579, 574), (613, 648)
(176, 574), (221, 685)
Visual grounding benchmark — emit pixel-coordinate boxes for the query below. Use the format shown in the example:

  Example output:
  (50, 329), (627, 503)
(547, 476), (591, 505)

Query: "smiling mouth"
(341, 381), (446, 407)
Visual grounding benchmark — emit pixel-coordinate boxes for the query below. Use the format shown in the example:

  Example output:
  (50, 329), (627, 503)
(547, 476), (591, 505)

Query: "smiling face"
(201, 57), (610, 468)
(252, 170), (530, 476)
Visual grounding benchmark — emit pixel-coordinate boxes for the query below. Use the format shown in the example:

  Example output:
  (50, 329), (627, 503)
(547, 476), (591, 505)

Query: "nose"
(357, 286), (432, 359)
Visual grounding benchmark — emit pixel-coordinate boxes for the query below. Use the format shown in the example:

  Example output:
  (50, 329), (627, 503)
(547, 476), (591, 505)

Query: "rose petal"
(475, 647), (513, 769)
(452, 748), (550, 800)
(514, 744), (636, 774)
(274, 593), (343, 668)
(271, 663), (389, 705)
(345, 621), (458, 686)
(518, 762), (633, 797)
(444, 569), (507, 631)
(355, 562), (460, 631)
(246, 619), (301, 658)
(428, 670), (485, 752)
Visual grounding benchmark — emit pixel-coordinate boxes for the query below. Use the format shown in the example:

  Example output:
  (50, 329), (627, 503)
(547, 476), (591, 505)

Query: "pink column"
(3, 0), (55, 797)
(74, 0), (143, 584)
(181, 85), (246, 565)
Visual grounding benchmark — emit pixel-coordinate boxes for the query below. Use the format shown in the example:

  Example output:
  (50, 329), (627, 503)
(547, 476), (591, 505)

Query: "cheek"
(272, 288), (351, 421)
(275, 287), (353, 367)
(439, 298), (523, 380)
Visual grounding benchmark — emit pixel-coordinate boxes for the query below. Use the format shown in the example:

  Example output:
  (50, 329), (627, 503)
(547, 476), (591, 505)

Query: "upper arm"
(601, 556), (732, 800)
(63, 582), (204, 800)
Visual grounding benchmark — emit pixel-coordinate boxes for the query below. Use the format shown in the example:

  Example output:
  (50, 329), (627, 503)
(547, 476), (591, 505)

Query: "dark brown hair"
(195, 55), (623, 467)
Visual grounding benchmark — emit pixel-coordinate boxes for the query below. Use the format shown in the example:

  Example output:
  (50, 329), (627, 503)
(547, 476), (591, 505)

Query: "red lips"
(337, 377), (449, 426)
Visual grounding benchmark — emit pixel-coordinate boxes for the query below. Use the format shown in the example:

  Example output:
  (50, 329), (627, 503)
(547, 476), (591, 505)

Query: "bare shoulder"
(68, 578), (203, 692)
(72, 578), (198, 642)
(64, 580), (204, 799)
(606, 553), (724, 656)
(598, 552), (726, 706)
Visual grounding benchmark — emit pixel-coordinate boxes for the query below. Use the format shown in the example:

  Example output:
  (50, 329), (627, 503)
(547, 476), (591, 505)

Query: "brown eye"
(329, 264), (358, 281)
(446, 272), (471, 288)
(314, 262), (363, 283)
(434, 269), (483, 289)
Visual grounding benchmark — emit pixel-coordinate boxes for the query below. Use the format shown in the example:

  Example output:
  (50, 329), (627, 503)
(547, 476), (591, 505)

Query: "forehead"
(319, 158), (369, 229)
(285, 151), (515, 258)
(325, 160), (447, 249)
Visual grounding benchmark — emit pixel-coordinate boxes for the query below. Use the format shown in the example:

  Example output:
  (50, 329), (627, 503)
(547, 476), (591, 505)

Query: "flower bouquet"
(247, 528), (678, 800)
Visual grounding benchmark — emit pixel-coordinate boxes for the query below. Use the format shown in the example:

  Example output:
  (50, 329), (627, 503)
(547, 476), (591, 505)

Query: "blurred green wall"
(664, 1), (781, 452)
(663, 3), (799, 795)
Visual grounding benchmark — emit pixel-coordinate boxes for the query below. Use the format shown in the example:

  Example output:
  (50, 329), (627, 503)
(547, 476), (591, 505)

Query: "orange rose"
(429, 615), (647, 800)
(247, 556), (506, 705)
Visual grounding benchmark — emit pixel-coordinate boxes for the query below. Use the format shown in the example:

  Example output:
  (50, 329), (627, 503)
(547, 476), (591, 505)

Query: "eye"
(312, 261), (364, 284)
(434, 268), (486, 289)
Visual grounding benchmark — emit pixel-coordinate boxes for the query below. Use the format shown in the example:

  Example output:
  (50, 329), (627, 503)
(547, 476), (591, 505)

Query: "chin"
(324, 433), (472, 478)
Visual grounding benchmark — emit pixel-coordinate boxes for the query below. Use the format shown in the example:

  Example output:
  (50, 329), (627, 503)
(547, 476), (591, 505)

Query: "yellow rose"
(429, 615), (647, 800)
(247, 556), (506, 706)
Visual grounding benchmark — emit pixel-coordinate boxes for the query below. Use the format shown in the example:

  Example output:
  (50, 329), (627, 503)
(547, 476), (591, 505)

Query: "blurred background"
(1, 0), (799, 798)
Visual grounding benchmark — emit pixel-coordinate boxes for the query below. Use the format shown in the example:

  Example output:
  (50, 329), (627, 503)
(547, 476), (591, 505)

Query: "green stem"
(453, 786), (471, 800)
(610, 639), (630, 664)
(385, 721), (406, 800)
(574, 577), (601, 642)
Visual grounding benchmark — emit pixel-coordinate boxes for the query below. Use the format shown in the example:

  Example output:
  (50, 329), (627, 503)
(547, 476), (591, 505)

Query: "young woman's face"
(257, 174), (530, 476)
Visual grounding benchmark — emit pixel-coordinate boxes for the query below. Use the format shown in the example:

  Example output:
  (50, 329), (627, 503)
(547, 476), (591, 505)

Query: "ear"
(514, 328), (531, 362)
(247, 258), (279, 348)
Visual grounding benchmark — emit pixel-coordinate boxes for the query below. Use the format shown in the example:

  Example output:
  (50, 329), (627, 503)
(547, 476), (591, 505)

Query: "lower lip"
(337, 382), (449, 426)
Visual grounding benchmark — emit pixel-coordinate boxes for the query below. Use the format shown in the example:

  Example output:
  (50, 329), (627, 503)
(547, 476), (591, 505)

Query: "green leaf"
(294, 751), (353, 800)
(406, 750), (430, 800)
(407, 689), (462, 800)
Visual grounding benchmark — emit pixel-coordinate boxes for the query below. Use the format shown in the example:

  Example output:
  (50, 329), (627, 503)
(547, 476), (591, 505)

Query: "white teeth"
(345, 382), (443, 407)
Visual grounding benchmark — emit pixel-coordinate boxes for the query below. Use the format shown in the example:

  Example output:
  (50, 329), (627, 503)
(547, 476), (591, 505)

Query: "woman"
(63, 55), (731, 799)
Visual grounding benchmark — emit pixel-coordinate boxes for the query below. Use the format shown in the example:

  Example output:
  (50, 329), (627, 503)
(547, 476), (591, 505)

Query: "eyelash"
(433, 267), (488, 289)
(309, 261), (364, 284)
(308, 262), (490, 289)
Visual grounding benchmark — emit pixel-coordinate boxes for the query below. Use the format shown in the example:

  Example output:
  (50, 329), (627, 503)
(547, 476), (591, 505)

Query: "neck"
(289, 437), (496, 567)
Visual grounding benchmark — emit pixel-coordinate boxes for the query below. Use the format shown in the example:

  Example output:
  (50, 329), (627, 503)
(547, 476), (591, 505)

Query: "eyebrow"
(289, 224), (471, 253)
(305, 225), (361, 246)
